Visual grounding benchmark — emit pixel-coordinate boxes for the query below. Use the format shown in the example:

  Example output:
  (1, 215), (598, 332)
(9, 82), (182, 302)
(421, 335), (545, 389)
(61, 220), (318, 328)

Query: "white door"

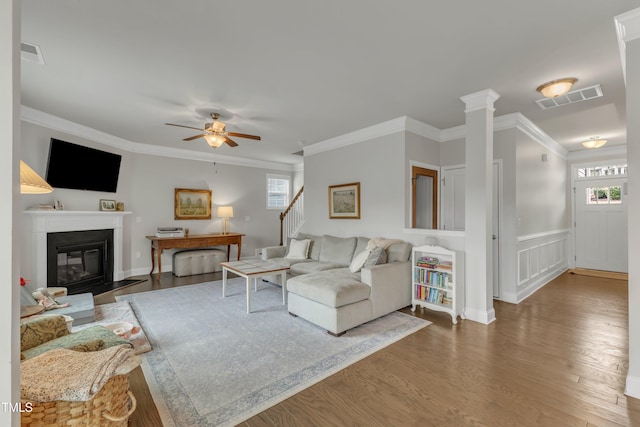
(441, 163), (501, 297)
(441, 167), (466, 231)
(574, 178), (628, 272)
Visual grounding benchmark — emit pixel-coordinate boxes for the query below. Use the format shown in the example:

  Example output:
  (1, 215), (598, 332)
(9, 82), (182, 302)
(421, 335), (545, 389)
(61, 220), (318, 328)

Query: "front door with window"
(575, 177), (628, 273)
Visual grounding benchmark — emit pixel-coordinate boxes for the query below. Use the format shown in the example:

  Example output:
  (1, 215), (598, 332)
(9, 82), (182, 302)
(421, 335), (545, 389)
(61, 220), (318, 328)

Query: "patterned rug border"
(118, 280), (430, 426)
(222, 314), (429, 426)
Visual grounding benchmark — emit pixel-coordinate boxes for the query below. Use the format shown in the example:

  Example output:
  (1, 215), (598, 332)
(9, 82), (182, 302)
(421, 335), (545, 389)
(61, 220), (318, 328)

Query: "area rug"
(117, 278), (430, 427)
(72, 300), (152, 354)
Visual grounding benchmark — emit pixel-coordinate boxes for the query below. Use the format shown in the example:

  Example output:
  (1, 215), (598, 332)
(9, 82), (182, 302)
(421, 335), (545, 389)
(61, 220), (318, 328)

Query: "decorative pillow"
(67, 339), (105, 353)
(364, 247), (387, 268)
(349, 249), (371, 273)
(286, 239), (311, 259)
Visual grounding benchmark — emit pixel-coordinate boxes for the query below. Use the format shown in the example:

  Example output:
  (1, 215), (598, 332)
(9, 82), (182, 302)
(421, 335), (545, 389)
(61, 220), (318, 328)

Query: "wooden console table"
(146, 233), (244, 276)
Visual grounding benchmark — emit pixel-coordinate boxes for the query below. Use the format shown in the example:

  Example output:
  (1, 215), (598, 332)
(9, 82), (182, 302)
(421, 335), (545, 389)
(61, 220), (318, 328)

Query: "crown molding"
(23, 104), (566, 169)
(439, 112), (567, 159)
(303, 116), (407, 156)
(304, 116), (442, 157)
(440, 123), (466, 141)
(403, 116), (442, 141)
(304, 111), (566, 160)
(615, 7), (640, 84)
(20, 105), (298, 172)
(505, 113), (568, 159)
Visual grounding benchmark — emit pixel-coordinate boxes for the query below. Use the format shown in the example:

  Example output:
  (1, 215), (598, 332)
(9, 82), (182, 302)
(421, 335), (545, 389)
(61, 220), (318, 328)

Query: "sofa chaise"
(262, 233), (412, 336)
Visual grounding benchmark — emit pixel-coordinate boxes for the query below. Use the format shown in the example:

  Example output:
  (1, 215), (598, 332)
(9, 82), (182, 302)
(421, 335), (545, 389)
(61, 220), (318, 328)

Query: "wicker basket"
(21, 374), (136, 427)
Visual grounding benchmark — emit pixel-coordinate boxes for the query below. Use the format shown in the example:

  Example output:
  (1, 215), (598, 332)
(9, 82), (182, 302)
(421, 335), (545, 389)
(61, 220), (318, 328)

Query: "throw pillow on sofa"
(349, 249), (371, 273)
(364, 247), (387, 267)
(286, 239), (311, 259)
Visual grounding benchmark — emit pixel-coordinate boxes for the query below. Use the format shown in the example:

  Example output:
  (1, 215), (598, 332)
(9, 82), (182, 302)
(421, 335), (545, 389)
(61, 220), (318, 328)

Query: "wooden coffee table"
(221, 260), (290, 314)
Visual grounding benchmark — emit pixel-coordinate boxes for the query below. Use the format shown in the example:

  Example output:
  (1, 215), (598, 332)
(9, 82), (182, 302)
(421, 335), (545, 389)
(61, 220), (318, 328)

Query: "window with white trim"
(585, 186), (622, 205)
(267, 174), (290, 210)
(577, 164), (627, 178)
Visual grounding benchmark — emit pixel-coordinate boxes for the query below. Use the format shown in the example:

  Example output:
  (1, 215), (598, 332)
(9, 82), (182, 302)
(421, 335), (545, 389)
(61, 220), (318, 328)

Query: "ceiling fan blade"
(183, 134), (206, 141)
(166, 123), (204, 131)
(227, 132), (261, 140)
(224, 137), (239, 147)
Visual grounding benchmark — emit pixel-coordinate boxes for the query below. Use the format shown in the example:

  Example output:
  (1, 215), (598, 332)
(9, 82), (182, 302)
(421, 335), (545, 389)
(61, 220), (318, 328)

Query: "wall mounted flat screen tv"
(45, 138), (122, 193)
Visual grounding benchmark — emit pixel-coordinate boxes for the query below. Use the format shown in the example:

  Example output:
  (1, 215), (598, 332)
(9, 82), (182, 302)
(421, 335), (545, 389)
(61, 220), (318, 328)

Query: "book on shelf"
(416, 256), (439, 269)
(414, 269), (450, 287)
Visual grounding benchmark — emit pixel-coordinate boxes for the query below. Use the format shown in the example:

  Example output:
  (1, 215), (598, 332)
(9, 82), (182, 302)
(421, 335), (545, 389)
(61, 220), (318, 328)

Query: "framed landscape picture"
(174, 188), (212, 220)
(328, 182), (360, 219)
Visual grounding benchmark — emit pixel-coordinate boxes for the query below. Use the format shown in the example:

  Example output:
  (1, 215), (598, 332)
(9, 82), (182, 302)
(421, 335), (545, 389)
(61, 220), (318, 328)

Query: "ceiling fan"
(165, 113), (261, 148)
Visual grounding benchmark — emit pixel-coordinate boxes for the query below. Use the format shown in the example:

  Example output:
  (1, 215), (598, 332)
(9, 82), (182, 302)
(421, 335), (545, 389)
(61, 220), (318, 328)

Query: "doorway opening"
(412, 166), (438, 229)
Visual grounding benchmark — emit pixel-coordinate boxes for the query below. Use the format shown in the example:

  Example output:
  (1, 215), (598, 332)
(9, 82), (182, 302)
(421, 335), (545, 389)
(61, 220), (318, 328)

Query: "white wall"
(439, 138), (465, 166)
(19, 122), (290, 278)
(20, 122), (133, 212)
(625, 33), (640, 398)
(404, 131), (441, 228)
(303, 131), (406, 239)
(515, 132), (569, 236)
(2, 1), (20, 424)
(128, 155), (284, 274)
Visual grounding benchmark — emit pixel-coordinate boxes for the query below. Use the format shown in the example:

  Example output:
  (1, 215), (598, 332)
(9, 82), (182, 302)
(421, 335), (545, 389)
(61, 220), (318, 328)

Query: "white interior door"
(492, 164), (500, 298)
(575, 178), (628, 272)
(441, 167), (466, 231)
(442, 163), (501, 297)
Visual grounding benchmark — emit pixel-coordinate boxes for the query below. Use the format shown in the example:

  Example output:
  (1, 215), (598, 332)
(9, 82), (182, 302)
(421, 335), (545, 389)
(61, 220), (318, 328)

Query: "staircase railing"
(280, 186), (304, 245)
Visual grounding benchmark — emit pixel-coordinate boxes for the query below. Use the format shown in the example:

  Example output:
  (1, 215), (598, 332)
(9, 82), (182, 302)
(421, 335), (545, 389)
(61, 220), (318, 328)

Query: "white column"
(461, 89), (500, 324)
(0, 0), (21, 425)
(616, 7), (640, 399)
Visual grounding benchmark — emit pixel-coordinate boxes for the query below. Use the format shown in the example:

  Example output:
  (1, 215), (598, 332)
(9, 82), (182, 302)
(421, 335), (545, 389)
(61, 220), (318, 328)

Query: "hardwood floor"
(97, 271), (640, 426)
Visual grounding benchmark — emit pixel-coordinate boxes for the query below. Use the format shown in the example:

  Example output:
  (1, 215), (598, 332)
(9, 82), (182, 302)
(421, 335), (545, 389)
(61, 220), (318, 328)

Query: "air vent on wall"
(535, 84), (602, 110)
(21, 42), (45, 65)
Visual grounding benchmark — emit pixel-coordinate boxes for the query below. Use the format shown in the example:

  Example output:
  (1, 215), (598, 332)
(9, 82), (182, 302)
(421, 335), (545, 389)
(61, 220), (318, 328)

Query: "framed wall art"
(174, 188), (212, 220)
(99, 199), (116, 211)
(328, 182), (360, 219)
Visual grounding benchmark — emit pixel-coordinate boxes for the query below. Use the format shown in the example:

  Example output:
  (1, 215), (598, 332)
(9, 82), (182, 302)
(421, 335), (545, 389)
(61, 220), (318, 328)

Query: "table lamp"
(217, 206), (234, 234)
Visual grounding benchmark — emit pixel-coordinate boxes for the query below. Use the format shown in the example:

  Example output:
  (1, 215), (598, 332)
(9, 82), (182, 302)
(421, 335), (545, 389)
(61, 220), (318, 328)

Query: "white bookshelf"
(411, 245), (464, 324)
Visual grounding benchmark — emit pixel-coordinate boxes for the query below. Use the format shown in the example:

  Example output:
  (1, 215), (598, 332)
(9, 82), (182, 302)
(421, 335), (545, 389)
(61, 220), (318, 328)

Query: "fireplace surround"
(23, 210), (130, 292)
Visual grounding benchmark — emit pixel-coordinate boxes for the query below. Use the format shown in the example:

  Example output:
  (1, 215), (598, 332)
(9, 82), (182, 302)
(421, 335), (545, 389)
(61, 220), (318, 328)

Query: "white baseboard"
(626, 375), (640, 399)
(464, 307), (496, 325)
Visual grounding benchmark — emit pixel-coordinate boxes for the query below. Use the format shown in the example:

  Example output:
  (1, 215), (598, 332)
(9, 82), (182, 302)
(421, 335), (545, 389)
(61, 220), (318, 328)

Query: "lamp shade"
(536, 78), (577, 98)
(217, 206), (234, 218)
(20, 160), (53, 194)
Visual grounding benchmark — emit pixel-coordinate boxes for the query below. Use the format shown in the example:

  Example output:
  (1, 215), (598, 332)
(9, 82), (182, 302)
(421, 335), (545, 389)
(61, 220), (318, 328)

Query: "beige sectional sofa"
(262, 233), (412, 336)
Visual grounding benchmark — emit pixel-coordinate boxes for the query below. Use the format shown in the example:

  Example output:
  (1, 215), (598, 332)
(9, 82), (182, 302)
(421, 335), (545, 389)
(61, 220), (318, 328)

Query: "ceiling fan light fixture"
(582, 137), (607, 149)
(212, 120), (225, 132)
(204, 134), (225, 148)
(536, 78), (577, 98)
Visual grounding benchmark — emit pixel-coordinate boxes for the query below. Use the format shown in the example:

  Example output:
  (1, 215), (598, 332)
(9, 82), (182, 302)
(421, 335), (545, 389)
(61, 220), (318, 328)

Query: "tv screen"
(45, 138), (122, 193)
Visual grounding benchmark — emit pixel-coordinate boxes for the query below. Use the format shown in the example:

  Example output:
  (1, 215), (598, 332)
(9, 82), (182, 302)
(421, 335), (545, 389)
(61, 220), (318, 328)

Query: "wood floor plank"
(94, 270), (639, 426)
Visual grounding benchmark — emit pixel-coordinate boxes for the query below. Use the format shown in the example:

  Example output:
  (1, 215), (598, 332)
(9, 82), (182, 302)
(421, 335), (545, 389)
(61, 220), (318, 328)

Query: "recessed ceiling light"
(536, 78), (577, 98)
(582, 137), (607, 149)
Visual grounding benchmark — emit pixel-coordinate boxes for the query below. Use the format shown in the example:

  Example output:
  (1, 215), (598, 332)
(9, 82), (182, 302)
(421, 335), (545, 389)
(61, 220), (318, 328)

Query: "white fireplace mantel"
(23, 210), (131, 287)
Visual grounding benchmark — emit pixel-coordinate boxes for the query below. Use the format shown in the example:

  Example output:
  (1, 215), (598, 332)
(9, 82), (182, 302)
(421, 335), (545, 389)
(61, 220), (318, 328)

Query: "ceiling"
(20, 1), (638, 166)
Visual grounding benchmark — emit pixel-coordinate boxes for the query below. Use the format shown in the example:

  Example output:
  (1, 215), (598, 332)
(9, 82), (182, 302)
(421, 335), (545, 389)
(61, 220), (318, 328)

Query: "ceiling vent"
(535, 84), (602, 110)
(21, 42), (45, 65)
